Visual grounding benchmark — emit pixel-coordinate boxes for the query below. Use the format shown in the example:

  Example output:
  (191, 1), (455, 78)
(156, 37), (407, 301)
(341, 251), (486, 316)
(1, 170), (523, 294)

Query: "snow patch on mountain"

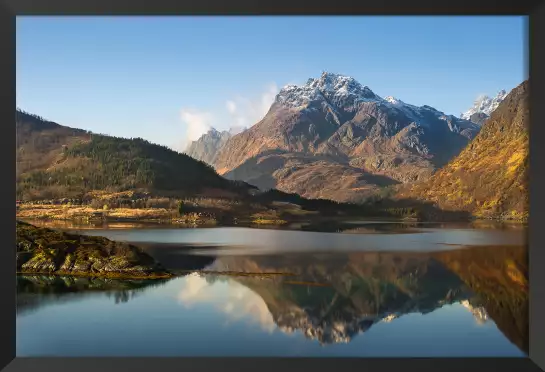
(275, 72), (477, 135)
(461, 90), (508, 121)
(276, 72), (380, 108)
(384, 96), (402, 106)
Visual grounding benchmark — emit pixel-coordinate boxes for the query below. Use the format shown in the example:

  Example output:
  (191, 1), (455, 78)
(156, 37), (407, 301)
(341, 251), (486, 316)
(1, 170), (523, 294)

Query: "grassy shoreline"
(15, 203), (344, 226)
(17, 204), (527, 226)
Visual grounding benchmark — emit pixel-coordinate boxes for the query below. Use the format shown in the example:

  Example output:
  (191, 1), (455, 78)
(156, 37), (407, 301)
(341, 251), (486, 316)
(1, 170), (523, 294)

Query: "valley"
(16, 74), (528, 224)
(14, 15), (529, 359)
(183, 73), (525, 222)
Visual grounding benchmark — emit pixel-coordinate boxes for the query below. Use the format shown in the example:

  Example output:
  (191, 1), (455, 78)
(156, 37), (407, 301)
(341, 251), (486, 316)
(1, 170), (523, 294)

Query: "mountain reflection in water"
(17, 243), (528, 356)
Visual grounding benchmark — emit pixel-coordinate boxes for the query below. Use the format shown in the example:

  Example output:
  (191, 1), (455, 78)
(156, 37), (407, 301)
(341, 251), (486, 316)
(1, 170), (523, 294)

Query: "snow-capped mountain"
(211, 72), (480, 201)
(276, 73), (381, 109)
(461, 90), (508, 124)
(275, 72), (477, 134)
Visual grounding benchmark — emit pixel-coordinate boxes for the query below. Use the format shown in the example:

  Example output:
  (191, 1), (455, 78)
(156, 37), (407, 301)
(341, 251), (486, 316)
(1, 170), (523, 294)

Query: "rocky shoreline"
(16, 220), (173, 279)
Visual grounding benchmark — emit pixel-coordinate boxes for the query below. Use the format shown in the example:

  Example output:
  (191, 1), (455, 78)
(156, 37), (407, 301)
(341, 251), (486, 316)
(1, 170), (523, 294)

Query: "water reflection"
(53, 227), (525, 255)
(20, 219), (169, 230)
(17, 244), (528, 356)
(200, 245), (527, 348)
(17, 276), (172, 315)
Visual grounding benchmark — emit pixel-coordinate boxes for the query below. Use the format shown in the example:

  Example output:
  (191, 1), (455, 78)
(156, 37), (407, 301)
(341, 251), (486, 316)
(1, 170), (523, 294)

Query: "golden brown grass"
(397, 81), (528, 221)
(252, 218), (288, 225)
(250, 211), (288, 225)
(85, 190), (141, 200)
(17, 203), (175, 221)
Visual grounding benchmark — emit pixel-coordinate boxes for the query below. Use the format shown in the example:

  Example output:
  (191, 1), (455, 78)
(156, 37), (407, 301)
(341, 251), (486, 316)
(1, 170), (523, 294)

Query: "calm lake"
(17, 220), (528, 357)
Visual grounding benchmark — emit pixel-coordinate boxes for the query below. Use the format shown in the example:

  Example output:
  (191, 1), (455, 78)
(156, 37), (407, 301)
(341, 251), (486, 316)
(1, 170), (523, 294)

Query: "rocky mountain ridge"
(184, 128), (233, 165)
(202, 72), (482, 202)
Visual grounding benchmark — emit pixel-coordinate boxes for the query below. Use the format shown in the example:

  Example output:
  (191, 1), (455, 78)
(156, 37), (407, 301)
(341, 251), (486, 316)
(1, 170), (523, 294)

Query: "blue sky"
(16, 16), (527, 150)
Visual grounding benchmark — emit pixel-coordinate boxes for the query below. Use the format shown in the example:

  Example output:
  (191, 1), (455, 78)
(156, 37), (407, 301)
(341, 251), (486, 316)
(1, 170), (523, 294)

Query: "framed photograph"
(3, 1), (544, 372)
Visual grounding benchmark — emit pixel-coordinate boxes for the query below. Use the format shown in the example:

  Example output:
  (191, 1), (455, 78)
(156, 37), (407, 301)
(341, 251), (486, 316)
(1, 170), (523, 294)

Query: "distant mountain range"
(185, 126), (245, 165)
(17, 72), (525, 221)
(185, 72), (493, 202)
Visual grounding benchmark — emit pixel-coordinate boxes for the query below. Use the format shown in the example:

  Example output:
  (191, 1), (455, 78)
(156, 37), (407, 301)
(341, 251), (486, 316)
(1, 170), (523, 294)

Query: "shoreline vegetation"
(15, 189), (424, 227)
(16, 197), (526, 226)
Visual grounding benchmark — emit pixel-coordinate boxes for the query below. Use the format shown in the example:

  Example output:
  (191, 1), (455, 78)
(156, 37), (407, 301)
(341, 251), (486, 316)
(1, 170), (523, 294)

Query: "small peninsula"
(16, 220), (172, 279)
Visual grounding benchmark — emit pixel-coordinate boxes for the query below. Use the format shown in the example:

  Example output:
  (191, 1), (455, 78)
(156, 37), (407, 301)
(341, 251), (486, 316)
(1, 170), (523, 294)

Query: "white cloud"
(177, 82), (278, 151)
(180, 109), (214, 142)
(260, 83), (279, 116)
(226, 100), (237, 115)
(225, 83), (279, 129)
(178, 108), (216, 151)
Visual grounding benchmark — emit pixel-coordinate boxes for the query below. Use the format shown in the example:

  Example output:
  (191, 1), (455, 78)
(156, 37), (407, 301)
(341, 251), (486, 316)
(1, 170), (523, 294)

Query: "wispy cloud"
(178, 108), (216, 151)
(178, 83), (278, 151)
(226, 100), (237, 115)
(225, 83), (279, 129)
(180, 109), (214, 141)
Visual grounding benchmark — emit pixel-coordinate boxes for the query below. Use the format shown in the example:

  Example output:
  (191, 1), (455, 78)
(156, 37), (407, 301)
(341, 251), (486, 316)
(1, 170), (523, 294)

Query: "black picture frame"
(3, 1), (544, 371)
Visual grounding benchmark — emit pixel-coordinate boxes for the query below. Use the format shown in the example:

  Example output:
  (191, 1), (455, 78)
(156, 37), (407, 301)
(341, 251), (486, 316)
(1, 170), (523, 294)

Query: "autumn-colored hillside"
(397, 80), (528, 220)
(16, 109), (255, 201)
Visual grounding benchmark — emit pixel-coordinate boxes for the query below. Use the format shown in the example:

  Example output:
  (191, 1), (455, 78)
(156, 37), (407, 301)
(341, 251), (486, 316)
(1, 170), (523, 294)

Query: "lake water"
(17, 220), (528, 357)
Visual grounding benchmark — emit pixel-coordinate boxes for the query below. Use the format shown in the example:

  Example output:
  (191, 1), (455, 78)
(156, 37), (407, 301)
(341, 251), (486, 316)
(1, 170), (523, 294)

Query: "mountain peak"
(276, 72), (379, 108)
(461, 88), (509, 121)
(185, 125), (249, 164)
(384, 96), (403, 105)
